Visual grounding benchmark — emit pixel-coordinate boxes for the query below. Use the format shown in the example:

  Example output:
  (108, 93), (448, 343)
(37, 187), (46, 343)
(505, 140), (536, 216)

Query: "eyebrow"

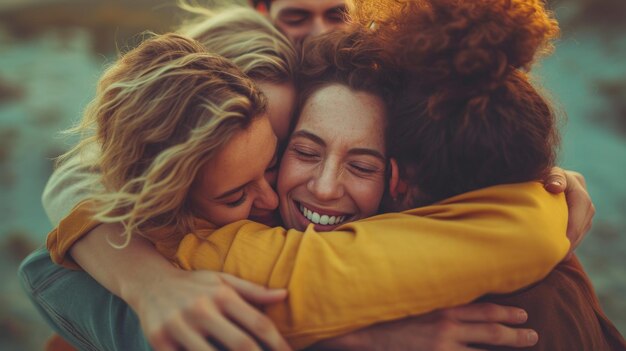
(325, 5), (347, 15)
(291, 130), (326, 147)
(348, 148), (386, 162)
(277, 8), (311, 18)
(291, 129), (386, 162)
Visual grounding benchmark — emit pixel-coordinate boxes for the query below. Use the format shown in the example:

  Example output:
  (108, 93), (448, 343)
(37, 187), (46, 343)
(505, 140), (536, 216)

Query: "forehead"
(297, 84), (387, 149)
(271, 0), (347, 12)
(256, 81), (296, 143)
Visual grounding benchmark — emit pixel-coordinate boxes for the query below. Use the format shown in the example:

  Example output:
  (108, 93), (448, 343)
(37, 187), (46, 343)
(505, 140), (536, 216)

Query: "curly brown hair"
(296, 28), (401, 133)
(374, 0), (561, 205)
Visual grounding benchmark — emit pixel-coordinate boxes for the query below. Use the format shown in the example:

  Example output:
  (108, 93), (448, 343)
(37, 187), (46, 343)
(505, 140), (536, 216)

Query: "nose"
(307, 162), (344, 202)
(254, 178), (279, 210)
(310, 17), (334, 37)
(264, 168), (278, 188)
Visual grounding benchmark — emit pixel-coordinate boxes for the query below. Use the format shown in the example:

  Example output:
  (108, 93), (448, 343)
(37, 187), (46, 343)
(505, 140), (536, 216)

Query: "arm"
(69, 226), (291, 351)
(311, 303), (538, 351)
(42, 152), (291, 351)
(172, 182), (569, 348)
(319, 169), (596, 351)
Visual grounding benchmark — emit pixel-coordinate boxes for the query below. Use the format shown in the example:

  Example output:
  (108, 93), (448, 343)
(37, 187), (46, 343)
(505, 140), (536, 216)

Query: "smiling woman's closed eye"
(289, 130), (385, 177)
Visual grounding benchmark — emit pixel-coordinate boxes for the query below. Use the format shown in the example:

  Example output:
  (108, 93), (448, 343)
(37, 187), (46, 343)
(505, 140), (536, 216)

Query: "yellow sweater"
(47, 182), (569, 349)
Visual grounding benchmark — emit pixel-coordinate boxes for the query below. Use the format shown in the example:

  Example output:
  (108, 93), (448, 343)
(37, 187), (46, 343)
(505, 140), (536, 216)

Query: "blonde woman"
(22, 6), (298, 351)
(41, 6), (298, 228)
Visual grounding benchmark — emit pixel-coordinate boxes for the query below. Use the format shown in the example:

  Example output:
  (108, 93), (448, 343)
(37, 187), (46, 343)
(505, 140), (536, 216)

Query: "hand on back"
(312, 303), (538, 351)
(543, 167), (595, 258)
(134, 269), (291, 351)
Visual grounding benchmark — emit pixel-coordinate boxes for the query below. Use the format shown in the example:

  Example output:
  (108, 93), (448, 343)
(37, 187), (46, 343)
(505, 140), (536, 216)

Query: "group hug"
(18, 0), (626, 350)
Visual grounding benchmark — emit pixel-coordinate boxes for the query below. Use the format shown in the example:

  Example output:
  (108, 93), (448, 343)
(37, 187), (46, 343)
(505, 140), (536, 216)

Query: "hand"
(129, 268), (292, 351)
(311, 303), (538, 351)
(543, 167), (595, 258)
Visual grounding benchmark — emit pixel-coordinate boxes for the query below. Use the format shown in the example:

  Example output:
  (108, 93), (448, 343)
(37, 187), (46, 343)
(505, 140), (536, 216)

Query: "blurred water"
(541, 34), (626, 224)
(0, 1), (624, 350)
(0, 30), (103, 240)
(536, 33), (626, 334)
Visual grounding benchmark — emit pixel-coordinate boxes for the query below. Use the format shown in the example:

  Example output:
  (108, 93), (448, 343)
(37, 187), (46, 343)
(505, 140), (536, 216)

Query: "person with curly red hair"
(354, 0), (626, 349)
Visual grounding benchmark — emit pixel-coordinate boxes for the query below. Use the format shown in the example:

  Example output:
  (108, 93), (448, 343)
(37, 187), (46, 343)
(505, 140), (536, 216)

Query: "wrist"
(313, 331), (369, 350)
(120, 259), (180, 310)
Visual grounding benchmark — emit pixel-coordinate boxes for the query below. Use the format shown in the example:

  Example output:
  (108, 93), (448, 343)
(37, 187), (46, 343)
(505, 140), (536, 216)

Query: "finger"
(457, 347), (486, 351)
(221, 294), (292, 351)
(194, 312), (262, 351)
(573, 205), (594, 249)
(220, 274), (288, 305)
(544, 167), (566, 193)
(445, 303), (528, 324)
(148, 332), (179, 351)
(568, 170), (587, 189)
(573, 207), (594, 248)
(168, 316), (218, 351)
(564, 184), (593, 251)
(456, 323), (539, 347)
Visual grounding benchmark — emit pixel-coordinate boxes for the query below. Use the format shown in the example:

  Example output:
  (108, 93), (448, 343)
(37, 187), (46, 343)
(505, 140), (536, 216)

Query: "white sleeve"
(42, 145), (103, 226)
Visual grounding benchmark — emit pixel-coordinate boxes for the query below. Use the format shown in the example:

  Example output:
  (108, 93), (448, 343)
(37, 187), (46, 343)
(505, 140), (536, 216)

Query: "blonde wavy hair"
(62, 33), (266, 246)
(177, 3), (297, 83)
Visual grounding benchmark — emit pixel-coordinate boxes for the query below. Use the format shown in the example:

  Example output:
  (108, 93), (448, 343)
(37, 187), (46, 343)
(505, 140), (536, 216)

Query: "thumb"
(219, 273), (288, 305)
(544, 166), (566, 194)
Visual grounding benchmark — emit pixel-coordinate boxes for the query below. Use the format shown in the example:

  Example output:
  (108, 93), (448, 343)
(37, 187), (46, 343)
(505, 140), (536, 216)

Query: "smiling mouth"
(297, 202), (351, 226)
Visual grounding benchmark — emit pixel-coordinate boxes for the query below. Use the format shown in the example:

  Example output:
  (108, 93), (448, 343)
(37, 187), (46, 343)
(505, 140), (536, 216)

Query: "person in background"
(249, 0), (348, 43)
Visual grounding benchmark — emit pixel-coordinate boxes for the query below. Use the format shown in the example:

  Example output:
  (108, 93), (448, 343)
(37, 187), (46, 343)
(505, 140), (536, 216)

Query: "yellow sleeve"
(46, 201), (101, 270)
(175, 182), (569, 349)
(46, 200), (182, 269)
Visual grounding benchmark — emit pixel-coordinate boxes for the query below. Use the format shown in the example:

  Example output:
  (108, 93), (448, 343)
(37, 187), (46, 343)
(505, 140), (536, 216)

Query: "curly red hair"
(371, 0), (561, 204)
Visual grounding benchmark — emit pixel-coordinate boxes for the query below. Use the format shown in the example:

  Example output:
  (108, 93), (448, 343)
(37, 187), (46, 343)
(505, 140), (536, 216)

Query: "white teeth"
(298, 203), (347, 226)
(320, 215), (329, 225)
(311, 212), (320, 224)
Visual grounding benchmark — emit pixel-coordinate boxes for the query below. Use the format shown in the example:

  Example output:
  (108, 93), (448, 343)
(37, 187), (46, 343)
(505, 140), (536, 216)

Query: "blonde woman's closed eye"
(225, 191), (248, 208)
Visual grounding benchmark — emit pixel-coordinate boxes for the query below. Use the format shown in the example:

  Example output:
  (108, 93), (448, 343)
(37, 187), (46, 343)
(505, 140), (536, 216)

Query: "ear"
(388, 158), (408, 200)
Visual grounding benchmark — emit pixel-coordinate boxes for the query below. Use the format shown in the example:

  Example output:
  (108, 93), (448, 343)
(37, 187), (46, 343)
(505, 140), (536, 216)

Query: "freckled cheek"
(349, 180), (385, 217)
(278, 156), (314, 196)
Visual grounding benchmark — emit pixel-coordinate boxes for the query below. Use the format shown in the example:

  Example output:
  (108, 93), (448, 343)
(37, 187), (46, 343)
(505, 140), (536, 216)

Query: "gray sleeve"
(19, 248), (153, 351)
(42, 146), (103, 226)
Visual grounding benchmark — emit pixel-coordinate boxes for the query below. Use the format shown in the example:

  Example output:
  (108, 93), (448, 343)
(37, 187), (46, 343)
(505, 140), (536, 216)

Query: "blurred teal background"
(0, 0), (624, 349)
